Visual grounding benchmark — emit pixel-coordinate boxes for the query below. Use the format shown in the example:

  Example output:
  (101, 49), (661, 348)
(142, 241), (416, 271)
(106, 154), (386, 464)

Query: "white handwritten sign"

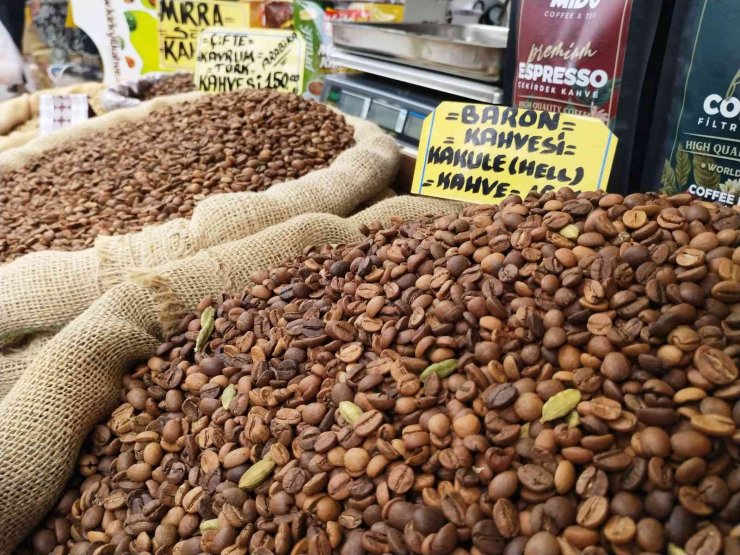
(195, 27), (305, 94)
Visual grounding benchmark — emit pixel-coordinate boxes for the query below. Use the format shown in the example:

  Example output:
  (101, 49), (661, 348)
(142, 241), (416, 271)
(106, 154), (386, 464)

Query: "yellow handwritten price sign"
(158, 0), (250, 70)
(413, 102), (617, 203)
(195, 28), (306, 94)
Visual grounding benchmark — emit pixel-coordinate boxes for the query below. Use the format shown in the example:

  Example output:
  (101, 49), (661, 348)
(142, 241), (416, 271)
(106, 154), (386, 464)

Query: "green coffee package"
(644, 0), (740, 206)
(293, 1), (404, 100)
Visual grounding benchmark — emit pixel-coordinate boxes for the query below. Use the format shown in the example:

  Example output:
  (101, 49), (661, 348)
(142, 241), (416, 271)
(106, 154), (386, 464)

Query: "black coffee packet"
(504, 0), (670, 196)
(642, 0), (740, 207)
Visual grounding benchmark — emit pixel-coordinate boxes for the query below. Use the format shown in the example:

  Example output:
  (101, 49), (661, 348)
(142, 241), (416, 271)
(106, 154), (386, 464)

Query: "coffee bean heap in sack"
(0, 90), (354, 262)
(140, 74), (197, 101)
(26, 190), (740, 555)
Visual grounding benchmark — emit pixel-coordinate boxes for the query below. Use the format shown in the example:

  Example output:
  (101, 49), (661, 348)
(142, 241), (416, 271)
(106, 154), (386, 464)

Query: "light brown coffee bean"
(603, 515), (636, 544)
(694, 345), (738, 385)
(670, 431), (712, 458)
(576, 496), (609, 528)
(690, 413), (736, 436)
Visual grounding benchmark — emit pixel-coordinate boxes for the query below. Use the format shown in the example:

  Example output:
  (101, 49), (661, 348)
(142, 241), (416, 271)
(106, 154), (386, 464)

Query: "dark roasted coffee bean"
(666, 505), (698, 545)
(517, 465), (554, 493)
(472, 519), (506, 555)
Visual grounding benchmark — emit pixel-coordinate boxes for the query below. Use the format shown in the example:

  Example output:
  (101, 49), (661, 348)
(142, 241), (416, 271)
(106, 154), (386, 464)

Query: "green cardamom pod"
(419, 359), (458, 382)
(567, 410), (580, 427)
(195, 306), (215, 353)
(541, 389), (582, 422)
(559, 224), (580, 240)
(338, 401), (363, 424)
(221, 384), (236, 410)
(239, 457), (276, 490)
(520, 422), (530, 438)
(667, 544), (686, 555)
(199, 518), (219, 534)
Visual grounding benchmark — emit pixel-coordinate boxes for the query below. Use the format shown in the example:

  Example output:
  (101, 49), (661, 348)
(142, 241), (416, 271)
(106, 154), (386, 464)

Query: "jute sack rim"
(0, 92), (397, 349)
(132, 196), (467, 336)
(0, 188), (396, 399)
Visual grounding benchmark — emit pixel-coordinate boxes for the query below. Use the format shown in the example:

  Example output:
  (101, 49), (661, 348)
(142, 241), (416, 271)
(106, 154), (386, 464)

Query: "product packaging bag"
(0, 195), (463, 553)
(642, 0), (740, 207)
(100, 71), (194, 112)
(504, 0), (671, 195)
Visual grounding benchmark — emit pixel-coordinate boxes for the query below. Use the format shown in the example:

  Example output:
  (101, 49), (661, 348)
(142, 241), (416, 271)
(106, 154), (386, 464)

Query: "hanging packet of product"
(504, 0), (669, 195)
(643, 0), (740, 207)
(293, 1), (404, 100)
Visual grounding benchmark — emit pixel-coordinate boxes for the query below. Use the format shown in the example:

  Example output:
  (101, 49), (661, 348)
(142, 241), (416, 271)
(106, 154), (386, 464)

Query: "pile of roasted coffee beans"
(0, 90), (354, 262)
(26, 190), (740, 555)
(139, 73), (196, 100)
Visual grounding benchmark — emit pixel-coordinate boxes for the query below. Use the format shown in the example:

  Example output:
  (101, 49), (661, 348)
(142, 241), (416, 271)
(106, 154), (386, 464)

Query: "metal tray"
(332, 23), (508, 82)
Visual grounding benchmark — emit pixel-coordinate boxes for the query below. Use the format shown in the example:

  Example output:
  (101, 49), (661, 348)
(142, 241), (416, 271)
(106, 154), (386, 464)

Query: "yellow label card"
(158, 0), (250, 70)
(413, 102), (618, 203)
(195, 27), (305, 94)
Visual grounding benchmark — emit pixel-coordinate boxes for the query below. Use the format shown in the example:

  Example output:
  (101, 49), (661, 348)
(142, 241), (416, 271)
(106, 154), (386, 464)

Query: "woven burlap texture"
(0, 94), (32, 136)
(0, 195), (463, 553)
(0, 93), (399, 348)
(0, 334), (53, 401)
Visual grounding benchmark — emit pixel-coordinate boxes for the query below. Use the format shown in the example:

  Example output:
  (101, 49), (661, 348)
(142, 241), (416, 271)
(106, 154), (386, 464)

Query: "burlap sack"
(0, 188), (398, 397)
(0, 93), (399, 348)
(0, 195), (463, 553)
(0, 94), (31, 135)
(0, 128), (38, 155)
(0, 334), (53, 401)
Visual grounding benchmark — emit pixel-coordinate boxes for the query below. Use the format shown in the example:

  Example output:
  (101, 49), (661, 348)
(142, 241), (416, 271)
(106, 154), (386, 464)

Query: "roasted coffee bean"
(0, 90), (354, 261)
(685, 525), (723, 555)
(26, 191), (740, 554)
(666, 506), (698, 545)
(603, 515), (636, 544)
(387, 464), (414, 494)
(517, 464), (554, 493)
(472, 519), (506, 554)
(493, 498), (520, 538)
(524, 531), (560, 555)
(139, 72), (196, 100)
(484, 383), (519, 409)
(575, 467), (608, 498)
(440, 493), (467, 527)
(576, 496), (608, 528)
